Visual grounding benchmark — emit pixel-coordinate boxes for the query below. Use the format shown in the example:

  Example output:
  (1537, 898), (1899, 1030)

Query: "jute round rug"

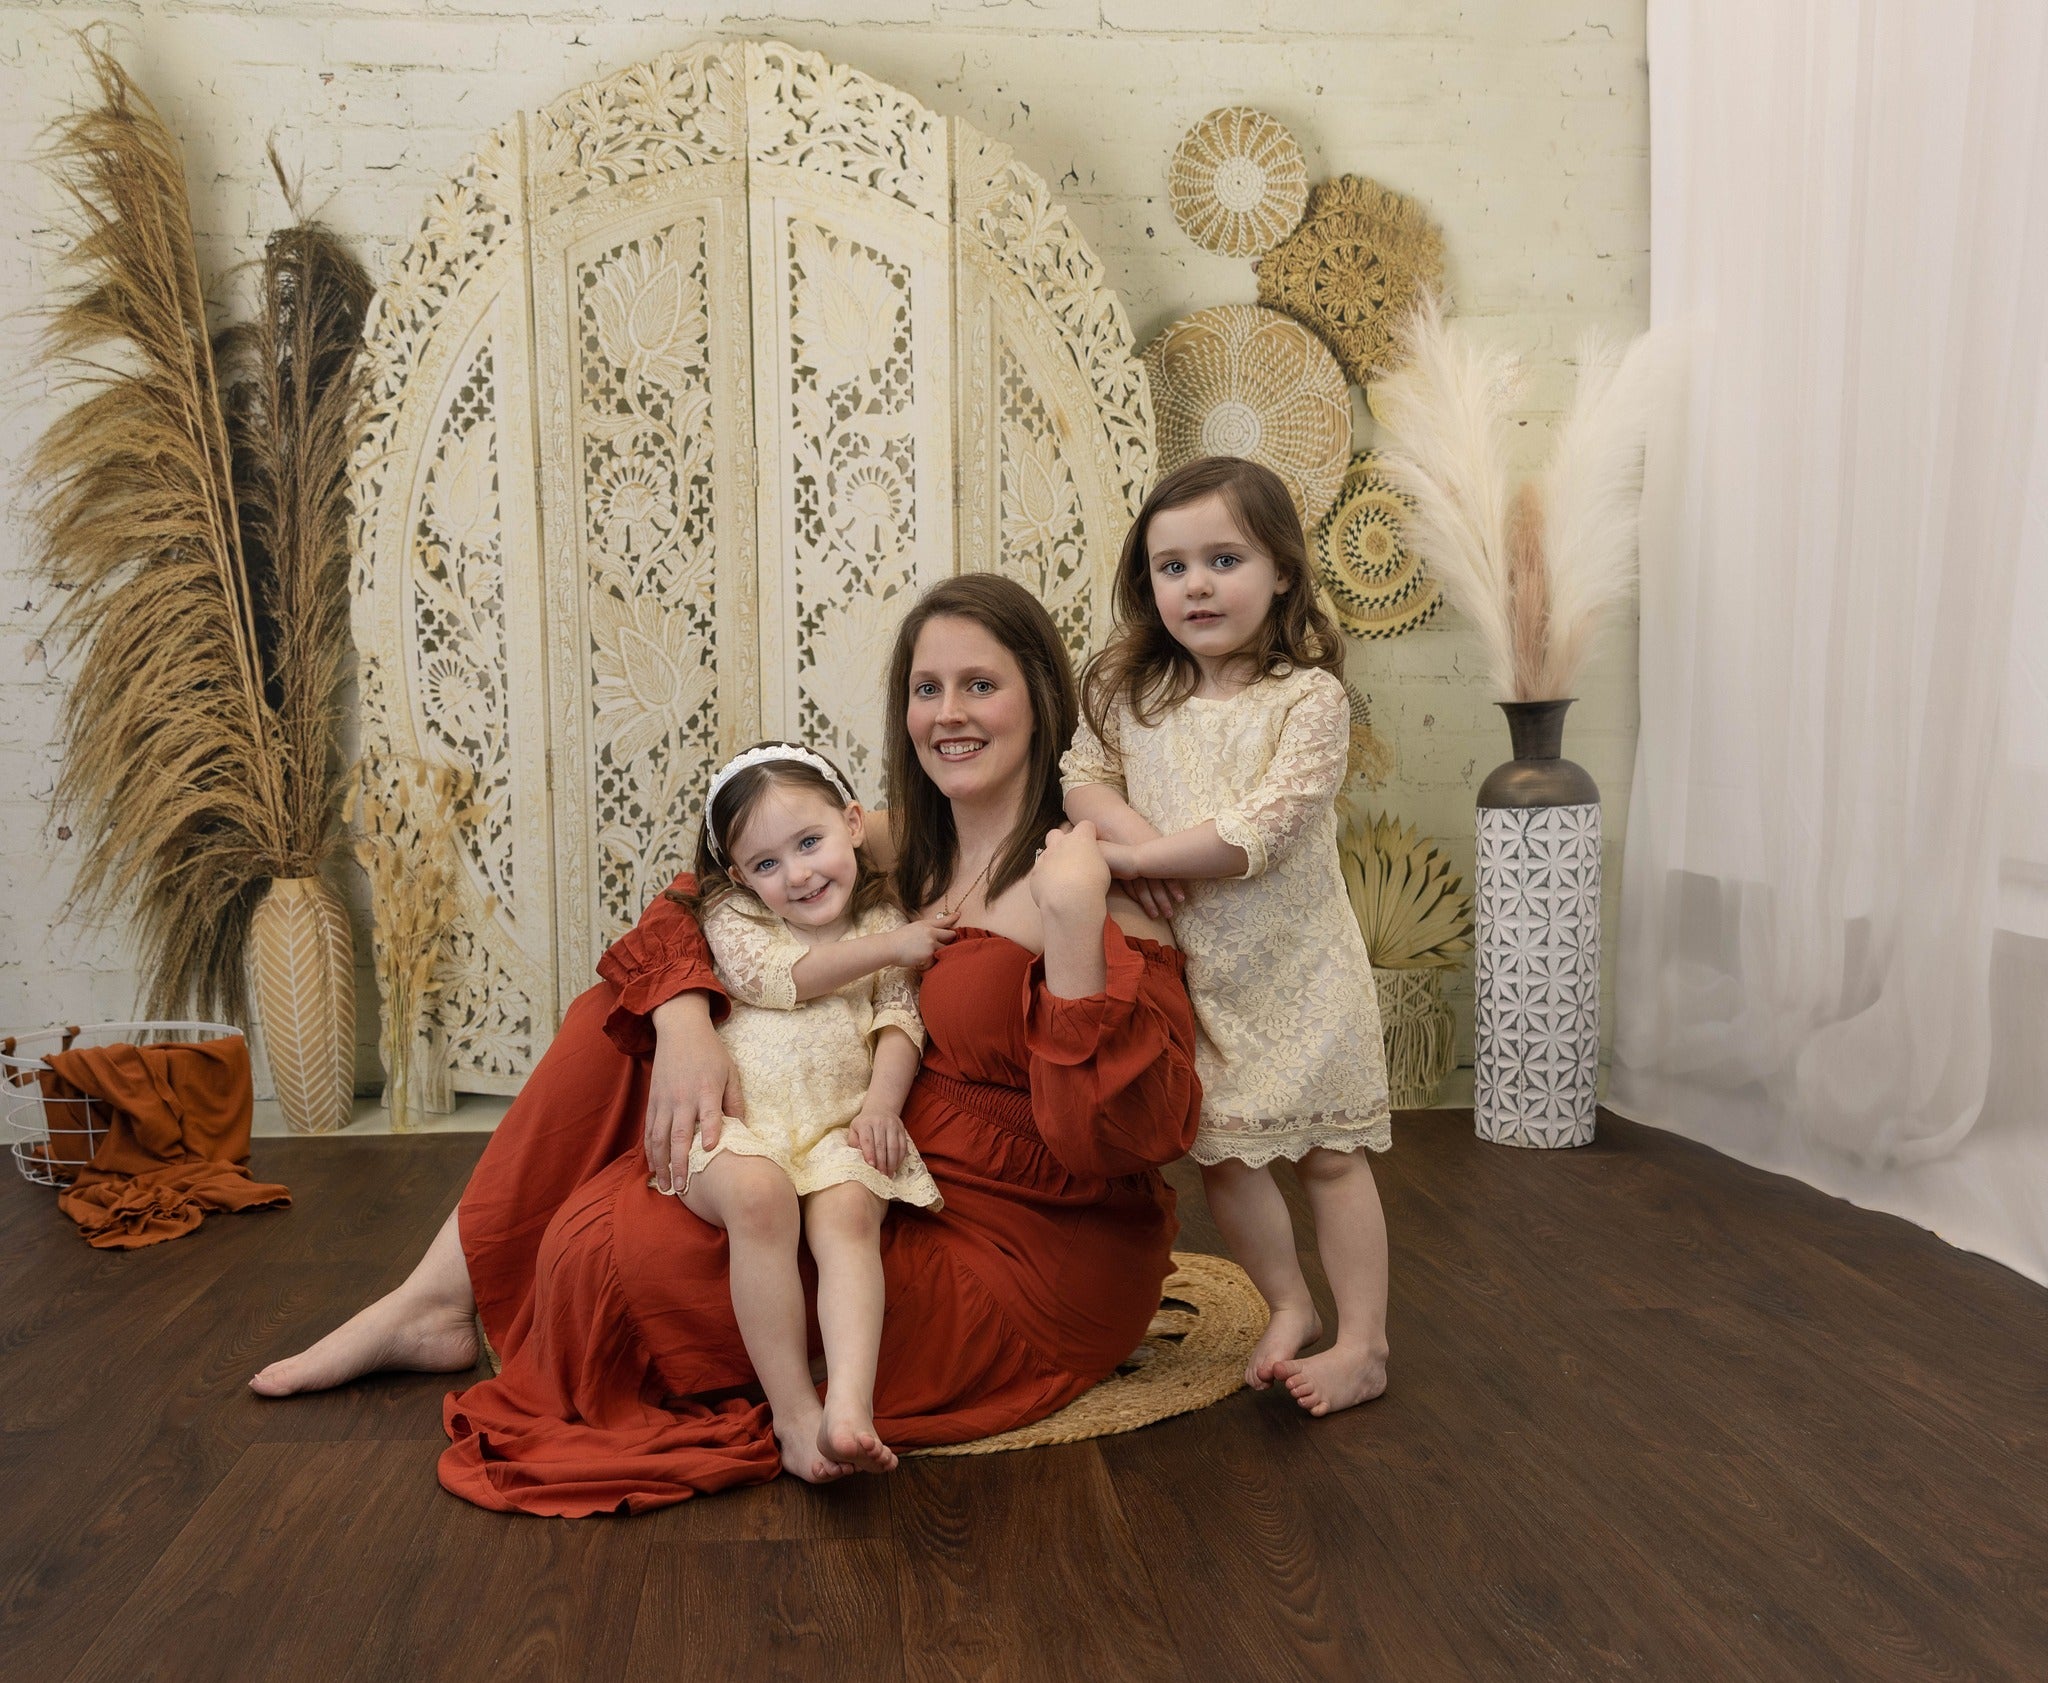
(477, 1252), (1263, 1454)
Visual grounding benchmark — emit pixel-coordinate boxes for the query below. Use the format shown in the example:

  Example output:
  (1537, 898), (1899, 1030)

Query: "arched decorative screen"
(350, 41), (1154, 1091)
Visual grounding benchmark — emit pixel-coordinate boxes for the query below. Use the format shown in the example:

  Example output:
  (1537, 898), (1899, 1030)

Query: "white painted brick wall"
(0, 0), (1648, 1084)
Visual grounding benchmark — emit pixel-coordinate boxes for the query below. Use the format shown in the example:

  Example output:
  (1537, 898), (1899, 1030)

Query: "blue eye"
(1159, 559), (1185, 576)
(913, 680), (938, 698)
(798, 835), (819, 851)
(753, 857), (776, 874)
(1213, 553), (1240, 569)
(969, 678), (995, 694)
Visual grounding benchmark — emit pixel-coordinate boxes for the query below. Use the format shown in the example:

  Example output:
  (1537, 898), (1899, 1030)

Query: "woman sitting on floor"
(250, 574), (1202, 1516)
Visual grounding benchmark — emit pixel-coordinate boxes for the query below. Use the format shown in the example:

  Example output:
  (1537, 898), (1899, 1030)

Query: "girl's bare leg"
(804, 1184), (895, 1475)
(685, 1155), (851, 1485)
(248, 1206), (479, 1397)
(1269, 1146), (1391, 1415)
(1200, 1158), (1323, 1390)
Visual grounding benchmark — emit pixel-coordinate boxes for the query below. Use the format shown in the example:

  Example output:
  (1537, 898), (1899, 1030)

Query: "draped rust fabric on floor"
(441, 878), (1203, 1516)
(41, 1037), (290, 1249)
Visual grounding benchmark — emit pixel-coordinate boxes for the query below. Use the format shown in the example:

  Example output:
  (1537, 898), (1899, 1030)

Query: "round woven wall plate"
(1314, 449), (1442, 640)
(1142, 303), (1351, 527)
(1256, 174), (1445, 386)
(1168, 106), (1310, 257)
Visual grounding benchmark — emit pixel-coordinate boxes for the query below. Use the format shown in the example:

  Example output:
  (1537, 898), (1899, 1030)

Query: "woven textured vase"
(1371, 966), (1457, 1108)
(251, 875), (356, 1136)
(1473, 701), (1601, 1148)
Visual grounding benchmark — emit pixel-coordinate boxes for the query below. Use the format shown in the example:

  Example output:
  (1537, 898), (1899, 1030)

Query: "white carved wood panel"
(352, 41), (1153, 1091)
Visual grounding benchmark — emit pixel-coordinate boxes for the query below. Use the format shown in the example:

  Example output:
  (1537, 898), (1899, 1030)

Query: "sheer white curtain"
(1615, 0), (2048, 1281)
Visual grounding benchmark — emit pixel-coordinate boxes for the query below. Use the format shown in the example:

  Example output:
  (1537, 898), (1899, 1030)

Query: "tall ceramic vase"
(250, 875), (357, 1135)
(1473, 700), (1601, 1147)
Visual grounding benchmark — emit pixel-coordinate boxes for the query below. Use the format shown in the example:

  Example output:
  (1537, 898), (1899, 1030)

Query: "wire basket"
(2, 1021), (241, 1188)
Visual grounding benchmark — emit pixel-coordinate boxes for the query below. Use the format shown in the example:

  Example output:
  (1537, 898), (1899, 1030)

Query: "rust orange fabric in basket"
(39, 1038), (290, 1249)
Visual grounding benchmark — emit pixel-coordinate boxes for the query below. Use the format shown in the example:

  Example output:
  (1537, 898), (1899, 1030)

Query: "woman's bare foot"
(776, 1405), (854, 1484)
(248, 1292), (479, 1398)
(819, 1399), (899, 1474)
(1270, 1340), (1389, 1417)
(1245, 1303), (1324, 1390)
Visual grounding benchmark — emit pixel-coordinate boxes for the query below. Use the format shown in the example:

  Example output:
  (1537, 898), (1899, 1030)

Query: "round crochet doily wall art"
(1167, 106), (1310, 257)
(1256, 174), (1446, 386)
(1142, 303), (1351, 527)
(1313, 449), (1442, 640)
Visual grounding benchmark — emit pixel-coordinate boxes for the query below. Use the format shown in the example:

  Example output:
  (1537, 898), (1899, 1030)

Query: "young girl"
(1062, 455), (1394, 1416)
(673, 742), (952, 1482)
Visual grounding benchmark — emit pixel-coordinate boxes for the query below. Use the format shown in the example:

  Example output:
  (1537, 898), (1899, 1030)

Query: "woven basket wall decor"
(1256, 175), (1445, 386)
(1142, 303), (1351, 527)
(1315, 450), (1443, 640)
(1167, 107), (1310, 257)
(250, 876), (356, 1135)
(1371, 965), (1457, 1109)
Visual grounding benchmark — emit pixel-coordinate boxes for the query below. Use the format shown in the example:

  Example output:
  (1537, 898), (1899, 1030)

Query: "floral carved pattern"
(997, 347), (1091, 663)
(578, 223), (724, 938)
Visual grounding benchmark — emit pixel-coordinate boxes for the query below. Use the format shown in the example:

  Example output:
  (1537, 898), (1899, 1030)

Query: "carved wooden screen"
(352, 42), (1153, 1092)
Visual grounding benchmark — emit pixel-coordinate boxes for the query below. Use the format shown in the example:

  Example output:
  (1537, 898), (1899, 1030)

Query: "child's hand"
(889, 919), (957, 971)
(849, 1108), (909, 1177)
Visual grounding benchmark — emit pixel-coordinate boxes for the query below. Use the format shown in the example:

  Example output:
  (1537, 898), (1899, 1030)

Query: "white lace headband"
(703, 744), (858, 865)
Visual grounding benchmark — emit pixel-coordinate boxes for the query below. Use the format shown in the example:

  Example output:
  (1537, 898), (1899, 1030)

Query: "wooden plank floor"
(4, 1111), (2045, 1682)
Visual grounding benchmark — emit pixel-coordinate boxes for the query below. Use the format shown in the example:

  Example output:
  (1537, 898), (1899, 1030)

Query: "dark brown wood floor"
(4, 1110), (2044, 1682)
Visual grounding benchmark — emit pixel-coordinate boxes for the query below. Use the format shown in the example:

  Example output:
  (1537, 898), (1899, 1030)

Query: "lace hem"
(1188, 1107), (1392, 1168)
(684, 1130), (944, 1211)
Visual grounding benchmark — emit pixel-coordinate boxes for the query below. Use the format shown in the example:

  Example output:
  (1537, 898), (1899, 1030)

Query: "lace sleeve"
(1060, 705), (1125, 798)
(860, 907), (925, 1049)
(1212, 672), (1348, 879)
(702, 898), (806, 1012)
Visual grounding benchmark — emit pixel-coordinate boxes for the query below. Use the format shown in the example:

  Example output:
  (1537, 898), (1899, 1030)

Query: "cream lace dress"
(684, 898), (943, 1209)
(1062, 666), (1391, 1167)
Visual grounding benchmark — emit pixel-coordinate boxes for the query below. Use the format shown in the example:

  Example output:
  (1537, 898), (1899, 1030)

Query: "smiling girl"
(1062, 456), (1395, 1416)
(671, 743), (952, 1481)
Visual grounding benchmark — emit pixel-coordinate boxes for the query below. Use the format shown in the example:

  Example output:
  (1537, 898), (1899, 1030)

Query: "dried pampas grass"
(31, 40), (371, 1023)
(1371, 294), (1677, 700)
(31, 36), (289, 1021)
(348, 758), (487, 1133)
(217, 145), (374, 868)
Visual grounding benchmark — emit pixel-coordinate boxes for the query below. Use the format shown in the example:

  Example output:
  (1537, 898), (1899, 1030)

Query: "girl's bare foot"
(1270, 1340), (1389, 1417)
(819, 1399), (899, 1474)
(1246, 1303), (1324, 1390)
(776, 1405), (854, 1484)
(249, 1292), (479, 1397)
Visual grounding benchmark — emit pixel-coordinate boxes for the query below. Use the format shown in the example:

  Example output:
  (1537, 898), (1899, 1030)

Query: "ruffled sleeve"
(595, 875), (729, 1057)
(1212, 670), (1348, 879)
(1059, 704), (1126, 799)
(862, 907), (926, 1051)
(1021, 921), (1201, 1179)
(702, 898), (806, 1012)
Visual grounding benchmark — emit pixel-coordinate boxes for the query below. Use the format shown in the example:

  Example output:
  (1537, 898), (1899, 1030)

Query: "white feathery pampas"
(1372, 295), (1676, 700)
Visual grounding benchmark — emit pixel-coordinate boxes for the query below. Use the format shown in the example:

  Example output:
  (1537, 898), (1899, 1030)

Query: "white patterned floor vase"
(1474, 803), (1601, 1147)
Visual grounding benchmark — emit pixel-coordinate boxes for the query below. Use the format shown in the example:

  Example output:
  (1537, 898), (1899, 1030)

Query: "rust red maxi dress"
(439, 881), (1202, 1516)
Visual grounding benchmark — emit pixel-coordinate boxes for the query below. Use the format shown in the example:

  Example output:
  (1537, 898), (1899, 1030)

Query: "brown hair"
(1080, 455), (1342, 743)
(883, 574), (1077, 915)
(674, 743), (893, 923)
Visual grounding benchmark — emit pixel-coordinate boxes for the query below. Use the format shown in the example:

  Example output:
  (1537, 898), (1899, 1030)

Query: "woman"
(251, 576), (1203, 1516)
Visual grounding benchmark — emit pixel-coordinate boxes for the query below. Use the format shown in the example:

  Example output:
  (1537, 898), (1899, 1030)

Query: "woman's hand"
(848, 1107), (909, 1178)
(1029, 821), (1112, 919)
(645, 993), (744, 1196)
(888, 918), (958, 971)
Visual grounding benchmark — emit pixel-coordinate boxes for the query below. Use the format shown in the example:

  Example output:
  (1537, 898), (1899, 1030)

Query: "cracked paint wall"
(0, 0), (1648, 1087)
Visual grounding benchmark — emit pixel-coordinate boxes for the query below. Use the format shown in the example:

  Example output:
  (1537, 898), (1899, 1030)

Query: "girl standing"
(1062, 456), (1394, 1415)
(675, 742), (949, 1480)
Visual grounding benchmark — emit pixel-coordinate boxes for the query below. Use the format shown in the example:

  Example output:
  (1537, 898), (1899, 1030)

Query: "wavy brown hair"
(884, 575), (1077, 915)
(1081, 455), (1342, 743)
(672, 743), (893, 924)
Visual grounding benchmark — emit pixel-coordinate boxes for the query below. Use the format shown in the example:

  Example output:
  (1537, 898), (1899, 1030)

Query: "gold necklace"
(939, 848), (1000, 921)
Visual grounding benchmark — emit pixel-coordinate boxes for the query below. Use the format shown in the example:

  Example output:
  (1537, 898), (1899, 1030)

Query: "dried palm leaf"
(1340, 809), (1475, 970)
(31, 36), (291, 1022)
(216, 144), (374, 869)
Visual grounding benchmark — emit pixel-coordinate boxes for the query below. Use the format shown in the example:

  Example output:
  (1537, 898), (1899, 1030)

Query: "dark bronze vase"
(1476, 700), (1599, 809)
